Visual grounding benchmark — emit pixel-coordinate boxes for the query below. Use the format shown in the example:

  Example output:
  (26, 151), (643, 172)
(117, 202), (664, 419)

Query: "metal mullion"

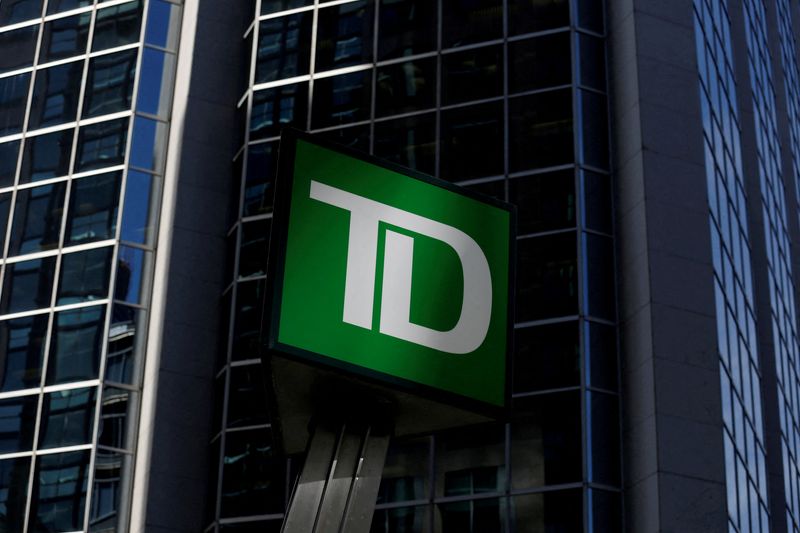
(434, 0), (442, 179)
(23, 121), (77, 138)
(34, 443), (94, 456)
(514, 315), (582, 329)
(440, 37), (505, 56)
(502, 0), (509, 205)
(306, 0), (319, 132)
(374, 50), (438, 68)
(372, 107), (437, 124)
(0, 450), (35, 460)
(86, 41), (140, 59)
(309, 118), (371, 134)
(78, 109), (134, 126)
(511, 385), (583, 399)
(258, 3), (316, 21)
(42, 379), (102, 394)
(0, 66), (35, 81)
(218, 513), (284, 525)
(368, 0), (378, 154)
(0, 131), (24, 143)
(240, 212), (273, 224)
(0, 18), (42, 34)
(52, 298), (112, 315)
(34, 54), (87, 71)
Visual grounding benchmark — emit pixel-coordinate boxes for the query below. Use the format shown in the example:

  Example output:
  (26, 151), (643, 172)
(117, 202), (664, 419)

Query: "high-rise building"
(1, 0), (800, 531)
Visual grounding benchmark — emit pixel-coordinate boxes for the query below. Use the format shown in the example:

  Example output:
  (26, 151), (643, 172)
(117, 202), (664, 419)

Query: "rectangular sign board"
(265, 130), (514, 417)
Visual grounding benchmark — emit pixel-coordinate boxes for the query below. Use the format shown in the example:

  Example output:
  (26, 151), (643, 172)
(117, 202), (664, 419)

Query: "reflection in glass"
(315, 0), (373, 72)
(0, 257), (57, 314)
(129, 117), (167, 172)
(261, 0), (311, 14)
(509, 89), (573, 172)
(115, 245), (150, 305)
(0, 0), (42, 25)
(0, 193), (10, 253)
(136, 48), (176, 118)
(0, 395), (37, 453)
(442, 45), (502, 105)
(436, 424), (504, 497)
(220, 428), (282, 517)
(507, 0), (570, 35)
(243, 143), (276, 217)
(39, 387), (97, 449)
(511, 490), (582, 531)
(442, 0), (502, 48)
(239, 219), (270, 280)
(227, 364), (268, 429)
(46, 305), (106, 385)
(40, 13), (91, 63)
(66, 171), (122, 245)
(31, 450), (91, 532)
(508, 170), (575, 234)
(46, 0), (91, 15)
(144, 0), (181, 50)
(250, 83), (308, 140)
(374, 113), (436, 175)
(509, 32), (571, 93)
(0, 73), (30, 136)
(92, 0), (143, 52)
(89, 451), (131, 532)
(378, 0), (436, 60)
(0, 141), (20, 188)
(0, 314), (47, 392)
(372, 506), (427, 533)
(0, 456), (30, 532)
(377, 437), (429, 504)
(516, 232), (577, 322)
(19, 129), (73, 183)
(120, 170), (161, 245)
(256, 13), (313, 84)
(440, 102), (503, 181)
(232, 280), (265, 361)
(513, 321), (579, 393)
(0, 26), (37, 74)
(76, 117), (129, 171)
(57, 246), (114, 304)
(8, 182), (67, 256)
(83, 49), (138, 118)
(106, 304), (145, 384)
(376, 58), (436, 117)
(28, 61), (83, 130)
(312, 70), (372, 129)
(98, 387), (136, 450)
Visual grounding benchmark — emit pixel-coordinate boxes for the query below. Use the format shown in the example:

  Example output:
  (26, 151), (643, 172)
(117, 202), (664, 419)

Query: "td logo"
(310, 180), (492, 354)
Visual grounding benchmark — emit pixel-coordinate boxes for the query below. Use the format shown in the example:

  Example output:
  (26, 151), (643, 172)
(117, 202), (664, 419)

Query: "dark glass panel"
(0, 0), (42, 25)
(0, 72), (30, 136)
(39, 387), (97, 449)
(315, 0), (374, 72)
(227, 363), (268, 429)
(30, 451), (91, 532)
(587, 321), (617, 391)
(0, 257), (56, 314)
(40, 13), (91, 62)
(516, 232), (577, 321)
(250, 82), (308, 140)
(442, 0), (501, 48)
(440, 101), (503, 181)
(129, 116), (166, 172)
(47, 0), (91, 14)
(588, 391), (620, 485)
(582, 170), (611, 233)
(261, 0), (311, 15)
(0, 140), (20, 187)
(46, 305), (106, 385)
(513, 321), (579, 393)
(0, 457), (30, 532)
(106, 304), (145, 384)
(377, 436), (429, 504)
(579, 90), (609, 169)
(464, 178), (505, 200)
(509, 32), (571, 93)
(378, 0), (436, 60)
(83, 49), (137, 118)
(97, 387), (135, 450)
(578, 33), (605, 91)
(577, 0), (604, 33)
(509, 89), (573, 172)
(0, 193), (10, 253)
(232, 279), (265, 361)
(220, 428), (284, 517)
(57, 246), (114, 305)
(120, 170), (161, 245)
(442, 45), (502, 105)
(315, 124), (370, 152)
(136, 48), (175, 118)
(239, 219), (270, 280)
(92, 0), (143, 52)
(256, 12), (313, 84)
(29, 61), (83, 130)
(243, 143), (276, 217)
(0, 26), (37, 74)
(89, 451), (131, 532)
(66, 171), (122, 245)
(312, 70), (371, 130)
(508, 170), (575, 234)
(374, 112), (436, 175)
(114, 245), (150, 304)
(376, 58), (436, 117)
(440, 498), (506, 532)
(8, 182), (67, 256)
(0, 395), (37, 452)
(0, 314), (47, 392)
(511, 490), (582, 531)
(436, 424), (505, 497)
(508, 0), (570, 36)
(19, 129), (73, 183)
(144, 0), (181, 50)
(584, 232), (614, 320)
(76, 117), (129, 171)
(590, 489), (621, 532)
(511, 392), (582, 487)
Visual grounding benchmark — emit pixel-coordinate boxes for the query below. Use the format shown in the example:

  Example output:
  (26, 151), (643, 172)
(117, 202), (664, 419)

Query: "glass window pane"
(509, 32), (571, 93)
(508, 0), (570, 36)
(19, 129), (74, 183)
(98, 387), (136, 450)
(30, 450), (91, 532)
(509, 170), (576, 234)
(576, 0), (603, 33)
(587, 321), (617, 391)
(40, 13), (91, 63)
(76, 117), (130, 172)
(442, 0), (501, 48)
(129, 116), (167, 172)
(440, 101), (503, 181)
(374, 112), (436, 175)
(579, 90), (609, 169)
(83, 49), (138, 118)
(311, 70), (372, 130)
(509, 89), (573, 172)
(261, 0), (311, 15)
(0, 140), (20, 188)
(315, 124), (371, 152)
(0, 314), (47, 392)
(106, 304), (146, 384)
(0, 395), (37, 453)
(464, 178), (504, 201)
(315, 0), (373, 72)
(89, 451), (132, 532)
(0, 26), (38, 74)
(114, 245), (150, 305)
(0, 456), (30, 532)
(588, 391), (620, 485)
(8, 181), (67, 256)
(39, 387), (97, 449)
(378, 0), (436, 60)
(243, 143), (276, 218)
(590, 489), (621, 533)
(232, 279), (265, 361)
(46, 305), (106, 385)
(119, 170), (161, 245)
(442, 44), (502, 105)
(227, 364), (268, 429)
(220, 428), (283, 517)
(578, 33), (605, 91)
(583, 170), (612, 233)
(584, 233), (615, 320)
(511, 490), (582, 531)
(57, 246), (114, 305)
(377, 436), (430, 504)
(436, 424), (505, 497)
(144, 0), (181, 50)
(29, 61), (84, 130)
(376, 57), (436, 117)
(0, 0), (43, 25)
(516, 232), (577, 321)
(0, 72), (30, 136)
(514, 321), (579, 393)
(0, 257), (57, 314)
(66, 171), (122, 245)
(250, 82), (308, 140)
(47, 0), (91, 15)
(0, 193), (11, 253)
(256, 12), (313, 84)
(92, 0), (143, 52)
(136, 48), (176, 118)
(239, 219), (270, 280)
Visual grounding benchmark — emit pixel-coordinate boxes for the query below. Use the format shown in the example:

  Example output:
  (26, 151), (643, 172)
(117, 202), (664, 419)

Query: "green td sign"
(266, 132), (514, 410)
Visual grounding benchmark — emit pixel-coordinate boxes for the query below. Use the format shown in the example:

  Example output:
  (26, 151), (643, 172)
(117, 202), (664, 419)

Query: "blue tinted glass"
(46, 306), (106, 385)
(0, 26), (37, 73)
(19, 129), (74, 183)
(115, 245), (148, 304)
(311, 70), (372, 129)
(31, 451), (91, 532)
(120, 170), (160, 244)
(47, 0), (92, 15)
(40, 13), (91, 62)
(0, 140), (20, 188)
(92, 0), (143, 52)
(250, 83), (308, 140)
(0, 0), (43, 25)
(0, 395), (37, 453)
(57, 246), (113, 304)
(66, 171), (122, 245)
(315, 0), (373, 72)
(129, 116), (166, 172)
(243, 143), (276, 217)
(8, 182), (67, 256)
(0, 457), (30, 532)
(28, 61), (84, 130)
(97, 387), (134, 449)
(89, 450), (130, 531)
(39, 388), (97, 449)
(256, 13), (313, 84)
(144, 0), (180, 49)
(0, 314), (47, 392)
(106, 304), (143, 384)
(0, 257), (57, 314)
(136, 47), (174, 117)
(83, 49), (137, 118)
(261, 0), (311, 15)
(0, 72), (30, 136)
(76, 117), (129, 171)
